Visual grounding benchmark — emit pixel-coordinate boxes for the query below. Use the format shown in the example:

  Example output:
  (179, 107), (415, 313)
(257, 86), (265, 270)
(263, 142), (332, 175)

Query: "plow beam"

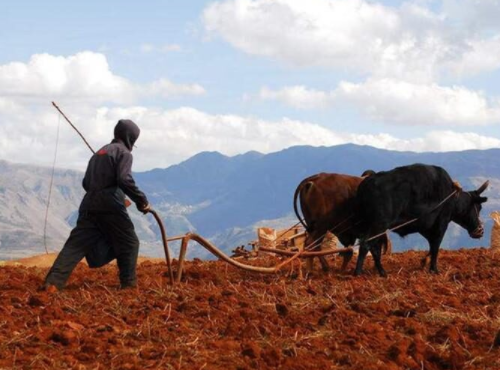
(170, 233), (353, 283)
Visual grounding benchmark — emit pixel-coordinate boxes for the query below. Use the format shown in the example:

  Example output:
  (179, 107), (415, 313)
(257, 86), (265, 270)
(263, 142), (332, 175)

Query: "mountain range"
(1, 144), (499, 260)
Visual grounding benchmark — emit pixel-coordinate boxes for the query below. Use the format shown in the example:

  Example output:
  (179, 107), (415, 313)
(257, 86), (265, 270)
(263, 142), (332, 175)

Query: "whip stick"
(52, 101), (95, 154)
(51, 101), (175, 285)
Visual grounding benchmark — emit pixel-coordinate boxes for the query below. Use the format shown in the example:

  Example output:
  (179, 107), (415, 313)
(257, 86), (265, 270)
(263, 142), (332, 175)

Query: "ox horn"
(477, 180), (489, 194)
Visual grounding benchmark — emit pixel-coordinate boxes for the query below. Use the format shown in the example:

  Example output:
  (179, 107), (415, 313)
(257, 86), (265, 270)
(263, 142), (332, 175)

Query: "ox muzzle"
(469, 223), (484, 239)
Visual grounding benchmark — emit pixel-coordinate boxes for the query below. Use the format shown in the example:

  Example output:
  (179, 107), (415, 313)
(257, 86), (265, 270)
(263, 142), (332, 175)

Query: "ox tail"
(293, 175), (318, 232)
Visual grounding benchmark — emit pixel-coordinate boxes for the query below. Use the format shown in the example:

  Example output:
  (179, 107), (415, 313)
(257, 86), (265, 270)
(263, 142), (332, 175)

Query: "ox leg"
(354, 242), (370, 276)
(305, 257), (314, 272)
(370, 241), (387, 277)
(338, 235), (355, 272)
(319, 256), (330, 272)
(305, 233), (330, 273)
(304, 234), (315, 272)
(305, 256), (329, 273)
(314, 232), (329, 272)
(428, 237), (443, 274)
(423, 227), (446, 274)
(340, 248), (353, 272)
(315, 233), (330, 272)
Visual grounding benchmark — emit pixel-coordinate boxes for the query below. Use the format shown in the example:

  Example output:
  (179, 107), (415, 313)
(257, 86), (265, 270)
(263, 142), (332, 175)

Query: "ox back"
(354, 163), (488, 276)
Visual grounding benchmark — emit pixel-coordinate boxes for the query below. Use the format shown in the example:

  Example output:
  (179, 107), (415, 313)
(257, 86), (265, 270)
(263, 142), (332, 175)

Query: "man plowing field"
(42, 119), (151, 291)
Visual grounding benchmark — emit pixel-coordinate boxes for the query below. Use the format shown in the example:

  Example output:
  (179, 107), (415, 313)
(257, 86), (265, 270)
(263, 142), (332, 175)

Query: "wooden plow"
(159, 225), (353, 284)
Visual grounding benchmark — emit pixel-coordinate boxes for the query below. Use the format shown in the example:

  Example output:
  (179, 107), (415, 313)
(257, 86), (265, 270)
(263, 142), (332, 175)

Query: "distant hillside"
(0, 161), (158, 259)
(1, 144), (499, 260)
(136, 144), (500, 255)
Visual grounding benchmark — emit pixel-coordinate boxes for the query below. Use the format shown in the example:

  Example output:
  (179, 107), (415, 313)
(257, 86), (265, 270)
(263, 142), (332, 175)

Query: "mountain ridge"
(1, 144), (499, 260)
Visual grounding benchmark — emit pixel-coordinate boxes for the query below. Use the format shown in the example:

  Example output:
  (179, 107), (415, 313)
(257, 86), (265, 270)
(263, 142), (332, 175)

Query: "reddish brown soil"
(1, 248), (500, 370)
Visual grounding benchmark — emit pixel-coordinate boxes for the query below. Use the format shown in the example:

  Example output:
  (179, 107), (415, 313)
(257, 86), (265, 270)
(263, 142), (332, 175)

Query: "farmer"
(42, 119), (150, 290)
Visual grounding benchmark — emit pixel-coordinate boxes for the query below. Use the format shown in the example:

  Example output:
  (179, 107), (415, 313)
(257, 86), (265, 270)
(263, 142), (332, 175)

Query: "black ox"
(353, 164), (488, 276)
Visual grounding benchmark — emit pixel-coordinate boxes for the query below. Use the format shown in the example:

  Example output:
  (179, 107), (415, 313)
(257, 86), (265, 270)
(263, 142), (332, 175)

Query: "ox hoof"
(378, 269), (387, 278)
(429, 267), (440, 274)
(353, 269), (363, 277)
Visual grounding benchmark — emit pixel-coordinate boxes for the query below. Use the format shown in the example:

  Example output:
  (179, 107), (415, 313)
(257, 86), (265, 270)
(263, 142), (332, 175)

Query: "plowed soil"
(1, 248), (500, 370)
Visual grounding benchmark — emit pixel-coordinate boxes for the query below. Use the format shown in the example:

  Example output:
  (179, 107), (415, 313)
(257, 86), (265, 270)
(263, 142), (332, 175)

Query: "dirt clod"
(51, 330), (78, 346)
(242, 342), (261, 359)
(27, 294), (46, 307)
(275, 302), (288, 317)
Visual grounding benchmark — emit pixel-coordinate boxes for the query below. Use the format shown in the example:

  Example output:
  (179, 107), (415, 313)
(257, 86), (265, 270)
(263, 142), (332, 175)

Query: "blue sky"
(1, 0), (500, 170)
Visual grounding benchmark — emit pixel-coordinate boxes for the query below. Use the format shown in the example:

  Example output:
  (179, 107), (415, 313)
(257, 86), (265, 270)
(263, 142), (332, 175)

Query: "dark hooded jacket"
(79, 119), (148, 213)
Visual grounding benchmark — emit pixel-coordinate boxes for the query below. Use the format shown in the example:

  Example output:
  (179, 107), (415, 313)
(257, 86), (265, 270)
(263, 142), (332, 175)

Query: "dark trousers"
(45, 211), (139, 289)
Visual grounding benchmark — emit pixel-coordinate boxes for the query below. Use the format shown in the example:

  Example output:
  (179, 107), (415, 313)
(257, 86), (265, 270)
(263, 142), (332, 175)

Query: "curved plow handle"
(149, 209), (175, 285)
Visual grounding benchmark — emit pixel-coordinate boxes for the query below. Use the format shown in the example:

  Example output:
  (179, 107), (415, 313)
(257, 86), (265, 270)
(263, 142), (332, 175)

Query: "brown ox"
(293, 172), (391, 272)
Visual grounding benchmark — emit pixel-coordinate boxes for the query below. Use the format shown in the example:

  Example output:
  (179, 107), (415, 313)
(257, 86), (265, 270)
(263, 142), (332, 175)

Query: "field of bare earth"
(1, 248), (500, 370)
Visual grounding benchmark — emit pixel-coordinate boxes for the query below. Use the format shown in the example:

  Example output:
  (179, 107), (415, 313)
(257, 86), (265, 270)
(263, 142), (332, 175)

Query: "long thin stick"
(43, 114), (61, 254)
(51, 101), (95, 154)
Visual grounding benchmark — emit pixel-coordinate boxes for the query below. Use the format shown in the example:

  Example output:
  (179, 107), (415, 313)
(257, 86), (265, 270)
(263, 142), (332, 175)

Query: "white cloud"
(337, 79), (500, 126)
(122, 109), (500, 169)
(206, 0), (500, 128)
(349, 131), (500, 153)
(0, 52), (205, 104)
(442, 0), (500, 33)
(95, 106), (347, 170)
(441, 37), (500, 79)
(1, 100), (499, 171)
(203, 0), (500, 82)
(1, 51), (498, 172)
(258, 79), (500, 126)
(259, 86), (335, 109)
(0, 52), (133, 103)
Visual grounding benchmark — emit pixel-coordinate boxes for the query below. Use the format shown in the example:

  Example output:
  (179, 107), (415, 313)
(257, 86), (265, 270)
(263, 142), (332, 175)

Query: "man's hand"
(137, 202), (151, 214)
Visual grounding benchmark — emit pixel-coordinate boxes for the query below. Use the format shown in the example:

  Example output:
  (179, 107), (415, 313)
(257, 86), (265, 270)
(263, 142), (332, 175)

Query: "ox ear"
(479, 196), (488, 204)
(477, 180), (489, 195)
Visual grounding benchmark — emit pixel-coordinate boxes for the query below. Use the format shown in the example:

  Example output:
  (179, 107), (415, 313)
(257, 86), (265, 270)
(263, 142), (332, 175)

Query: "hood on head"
(114, 119), (140, 151)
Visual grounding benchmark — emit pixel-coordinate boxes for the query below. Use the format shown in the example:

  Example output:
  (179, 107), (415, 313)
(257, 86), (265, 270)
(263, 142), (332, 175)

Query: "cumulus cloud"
(112, 109), (500, 169)
(1, 51), (498, 172)
(206, 0), (500, 128)
(440, 37), (500, 79)
(349, 130), (500, 153)
(0, 52), (205, 104)
(1, 99), (499, 171)
(0, 52), (133, 103)
(442, 0), (500, 33)
(259, 86), (335, 109)
(203, 0), (500, 82)
(337, 79), (500, 126)
(258, 80), (500, 126)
